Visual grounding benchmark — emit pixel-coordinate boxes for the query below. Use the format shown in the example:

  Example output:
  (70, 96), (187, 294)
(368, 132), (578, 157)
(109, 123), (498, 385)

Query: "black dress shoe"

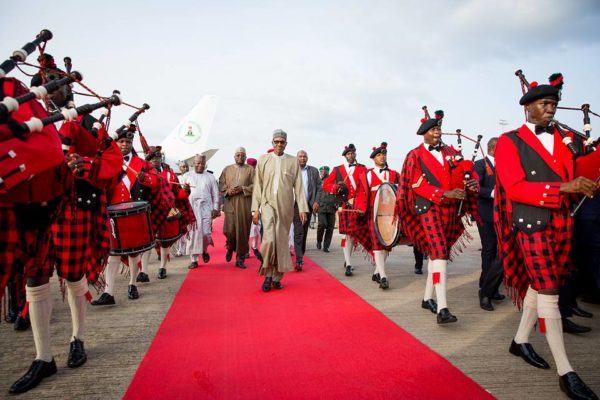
(262, 277), (272, 292)
(128, 284), (139, 300)
(345, 265), (353, 276)
(272, 281), (284, 290)
(91, 293), (115, 306)
(323, 248), (330, 253)
(509, 340), (550, 369)
(563, 318), (592, 334)
(316, 242), (322, 250)
(559, 371), (599, 400)
(437, 308), (458, 324)
(372, 273), (381, 283)
(225, 249), (233, 262)
(379, 277), (389, 289)
(572, 306), (593, 318)
(414, 266), (423, 275)
(492, 293), (506, 301)
(188, 261), (198, 269)
(479, 296), (494, 311)
(421, 299), (437, 314)
(136, 272), (150, 283)
(67, 338), (87, 368)
(252, 248), (263, 262)
(14, 313), (31, 331)
(9, 358), (57, 394)
(202, 252), (210, 263)
(236, 260), (248, 269)
(157, 268), (167, 279)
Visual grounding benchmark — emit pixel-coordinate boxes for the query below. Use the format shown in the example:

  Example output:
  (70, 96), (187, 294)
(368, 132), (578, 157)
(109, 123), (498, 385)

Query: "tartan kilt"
(338, 208), (360, 236)
(52, 193), (110, 284)
(417, 202), (463, 260)
(515, 210), (573, 291)
(347, 213), (373, 253)
(0, 207), (18, 293)
(2, 199), (61, 283)
(362, 210), (393, 252)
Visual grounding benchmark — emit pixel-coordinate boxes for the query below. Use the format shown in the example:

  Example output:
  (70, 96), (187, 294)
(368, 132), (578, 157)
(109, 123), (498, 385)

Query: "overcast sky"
(2, 0), (600, 172)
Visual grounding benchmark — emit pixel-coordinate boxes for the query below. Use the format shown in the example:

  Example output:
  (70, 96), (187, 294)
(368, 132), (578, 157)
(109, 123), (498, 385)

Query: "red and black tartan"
(52, 191), (110, 284)
(397, 149), (470, 260)
(148, 172), (176, 236)
(0, 207), (18, 294)
(494, 182), (574, 307)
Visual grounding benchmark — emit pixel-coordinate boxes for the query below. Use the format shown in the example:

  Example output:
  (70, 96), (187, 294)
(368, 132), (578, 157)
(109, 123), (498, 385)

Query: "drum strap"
(414, 159), (440, 215)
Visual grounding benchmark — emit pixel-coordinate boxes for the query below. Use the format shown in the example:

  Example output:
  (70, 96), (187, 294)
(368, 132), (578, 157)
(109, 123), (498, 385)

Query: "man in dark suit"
(474, 137), (505, 311)
(293, 150), (321, 270)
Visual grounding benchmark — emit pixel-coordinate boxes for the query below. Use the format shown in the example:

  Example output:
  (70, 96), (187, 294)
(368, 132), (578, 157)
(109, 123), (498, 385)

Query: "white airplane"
(159, 95), (219, 168)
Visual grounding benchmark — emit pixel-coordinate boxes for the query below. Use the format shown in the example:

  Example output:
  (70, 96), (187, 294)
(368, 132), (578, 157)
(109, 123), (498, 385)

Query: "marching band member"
(2, 59), (122, 392)
(353, 142), (400, 289)
(397, 111), (479, 324)
(91, 127), (162, 305)
(146, 146), (194, 279)
(322, 143), (367, 277)
(495, 78), (599, 399)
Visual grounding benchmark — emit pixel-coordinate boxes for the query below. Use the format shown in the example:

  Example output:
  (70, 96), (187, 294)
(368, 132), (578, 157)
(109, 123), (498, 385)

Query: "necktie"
(348, 163), (357, 167)
(379, 167), (389, 173)
(428, 144), (441, 152)
(124, 155), (130, 161)
(535, 125), (554, 135)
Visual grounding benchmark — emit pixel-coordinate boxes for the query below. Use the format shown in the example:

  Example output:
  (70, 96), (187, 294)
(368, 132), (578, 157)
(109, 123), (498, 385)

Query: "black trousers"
(560, 242), (600, 316)
(293, 204), (310, 265)
(477, 221), (504, 298)
(317, 211), (336, 250)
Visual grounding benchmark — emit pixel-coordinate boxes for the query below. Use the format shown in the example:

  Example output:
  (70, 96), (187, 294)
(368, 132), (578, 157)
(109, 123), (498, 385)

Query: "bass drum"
(373, 182), (402, 247)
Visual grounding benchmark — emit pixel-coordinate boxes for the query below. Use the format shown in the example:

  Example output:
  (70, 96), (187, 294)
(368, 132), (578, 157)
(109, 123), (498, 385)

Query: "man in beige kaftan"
(219, 147), (255, 269)
(252, 130), (309, 292)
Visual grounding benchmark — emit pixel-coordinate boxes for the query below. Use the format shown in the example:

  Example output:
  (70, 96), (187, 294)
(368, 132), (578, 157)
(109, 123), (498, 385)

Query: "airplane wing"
(160, 95), (219, 166)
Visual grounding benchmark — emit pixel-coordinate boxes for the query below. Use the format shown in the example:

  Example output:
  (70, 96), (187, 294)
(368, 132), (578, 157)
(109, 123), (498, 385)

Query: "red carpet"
(124, 217), (493, 399)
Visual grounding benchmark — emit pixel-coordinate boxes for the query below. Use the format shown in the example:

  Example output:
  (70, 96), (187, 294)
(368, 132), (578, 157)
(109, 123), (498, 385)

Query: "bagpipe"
(0, 29), (52, 78)
(515, 69), (600, 216)
(421, 105), (483, 216)
(0, 29), (130, 193)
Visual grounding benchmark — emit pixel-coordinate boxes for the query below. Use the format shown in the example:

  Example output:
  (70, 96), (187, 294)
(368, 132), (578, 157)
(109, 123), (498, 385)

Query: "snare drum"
(157, 213), (182, 244)
(107, 201), (155, 255)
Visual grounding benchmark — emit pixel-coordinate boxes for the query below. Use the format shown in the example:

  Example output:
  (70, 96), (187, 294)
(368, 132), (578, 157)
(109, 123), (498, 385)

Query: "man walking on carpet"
(219, 147), (255, 269)
(252, 129), (309, 292)
(181, 154), (220, 269)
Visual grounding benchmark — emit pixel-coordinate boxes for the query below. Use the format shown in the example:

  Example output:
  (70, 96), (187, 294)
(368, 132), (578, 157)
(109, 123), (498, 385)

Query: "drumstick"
(123, 164), (197, 188)
(339, 209), (364, 213)
(169, 181), (196, 188)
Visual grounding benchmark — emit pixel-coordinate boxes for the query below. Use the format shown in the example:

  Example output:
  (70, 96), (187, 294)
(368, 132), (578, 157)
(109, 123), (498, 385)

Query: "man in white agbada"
(252, 129), (309, 292)
(181, 154), (220, 268)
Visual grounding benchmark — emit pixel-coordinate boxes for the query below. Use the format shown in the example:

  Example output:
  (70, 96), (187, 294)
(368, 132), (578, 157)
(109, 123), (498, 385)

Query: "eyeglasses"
(273, 140), (286, 144)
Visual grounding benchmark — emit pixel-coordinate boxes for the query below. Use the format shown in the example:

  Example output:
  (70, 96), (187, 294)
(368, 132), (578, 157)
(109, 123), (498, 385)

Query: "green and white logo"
(178, 121), (202, 144)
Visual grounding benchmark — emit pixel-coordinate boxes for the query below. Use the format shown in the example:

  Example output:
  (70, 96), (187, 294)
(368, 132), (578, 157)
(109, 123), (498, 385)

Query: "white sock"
(140, 250), (151, 274)
(374, 251), (387, 279)
(104, 256), (120, 296)
(26, 283), (53, 362)
(343, 236), (353, 266)
(191, 254), (198, 262)
(538, 294), (573, 376)
(514, 286), (538, 344)
(430, 259), (448, 312)
(423, 261), (434, 301)
(160, 247), (169, 269)
(129, 255), (141, 285)
(66, 276), (88, 342)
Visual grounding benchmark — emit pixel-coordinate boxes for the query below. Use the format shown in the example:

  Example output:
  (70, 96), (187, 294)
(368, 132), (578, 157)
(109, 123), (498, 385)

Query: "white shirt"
(424, 143), (444, 165)
(526, 122), (554, 155)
